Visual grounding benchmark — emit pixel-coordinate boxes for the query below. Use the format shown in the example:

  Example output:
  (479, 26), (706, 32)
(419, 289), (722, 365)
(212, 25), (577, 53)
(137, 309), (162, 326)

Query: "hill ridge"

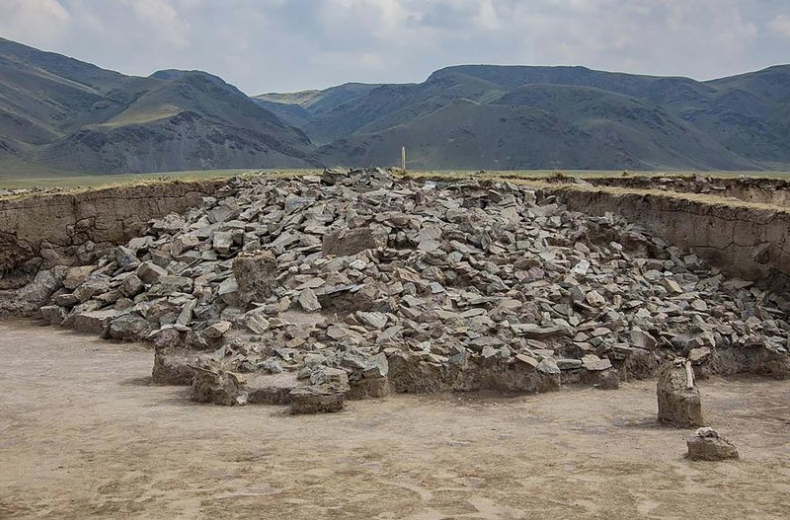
(1, 37), (789, 175)
(0, 38), (317, 175)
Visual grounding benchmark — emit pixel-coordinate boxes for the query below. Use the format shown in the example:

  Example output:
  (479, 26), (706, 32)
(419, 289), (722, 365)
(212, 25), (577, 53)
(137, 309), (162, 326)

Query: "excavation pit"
(1, 169), (789, 412)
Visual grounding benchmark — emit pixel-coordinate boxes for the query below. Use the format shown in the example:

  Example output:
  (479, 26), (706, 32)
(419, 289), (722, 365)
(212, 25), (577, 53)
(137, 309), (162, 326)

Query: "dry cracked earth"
(1, 321), (790, 520)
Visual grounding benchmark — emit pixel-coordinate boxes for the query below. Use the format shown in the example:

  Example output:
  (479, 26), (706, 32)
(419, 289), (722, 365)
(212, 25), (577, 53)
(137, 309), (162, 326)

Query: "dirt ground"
(1, 321), (789, 520)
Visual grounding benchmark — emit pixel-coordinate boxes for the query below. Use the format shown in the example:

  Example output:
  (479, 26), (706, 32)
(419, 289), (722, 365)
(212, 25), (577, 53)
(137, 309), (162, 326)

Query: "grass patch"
(99, 105), (182, 128)
(3, 168), (790, 206)
(0, 169), (255, 190)
(515, 179), (790, 214)
(4, 168), (790, 190)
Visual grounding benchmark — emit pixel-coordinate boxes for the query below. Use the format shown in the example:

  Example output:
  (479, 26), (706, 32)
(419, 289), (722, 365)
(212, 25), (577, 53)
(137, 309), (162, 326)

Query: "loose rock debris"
(38, 168), (790, 413)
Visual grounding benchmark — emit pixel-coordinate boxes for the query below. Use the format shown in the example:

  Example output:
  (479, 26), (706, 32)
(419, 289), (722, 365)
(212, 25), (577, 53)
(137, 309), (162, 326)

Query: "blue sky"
(1, 0), (789, 93)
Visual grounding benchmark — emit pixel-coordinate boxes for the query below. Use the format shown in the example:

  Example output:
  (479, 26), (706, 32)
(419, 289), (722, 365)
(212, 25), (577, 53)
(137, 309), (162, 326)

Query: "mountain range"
(1, 36), (789, 175)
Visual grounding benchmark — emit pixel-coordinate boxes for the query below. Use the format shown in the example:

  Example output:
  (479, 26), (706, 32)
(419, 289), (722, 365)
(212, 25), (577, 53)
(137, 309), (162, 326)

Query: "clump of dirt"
(686, 427), (740, 461)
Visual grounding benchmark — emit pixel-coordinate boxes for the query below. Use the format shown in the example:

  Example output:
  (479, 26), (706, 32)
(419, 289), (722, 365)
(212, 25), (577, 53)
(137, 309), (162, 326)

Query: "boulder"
(347, 377), (390, 400)
(191, 365), (247, 406)
(290, 367), (349, 414)
(321, 167), (349, 186)
(171, 234), (200, 256)
(120, 275), (144, 297)
(151, 327), (183, 350)
(290, 386), (346, 415)
(356, 311), (388, 330)
(115, 246), (141, 272)
(511, 323), (572, 340)
(70, 309), (122, 336)
(63, 266), (94, 290)
(41, 305), (66, 326)
(345, 352), (390, 400)
(322, 227), (388, 257)
(0, 267), (67, 317)
(109, 315), (152, 342)
(150, 275), (193, 295)
(73, 278), (109, 302)
(53, 292), (80, 308)
(212, 231), (234, 256)
(244, 308), (270, 334)
(588, 368), (620, 390)
(203, 321), (232, 340)
(217, 277), (238, 305)
(152, 348), (196, 385)
(246, 372), (303, 405)
(297, 288), (321, 312)
(136, 262), (166, 284)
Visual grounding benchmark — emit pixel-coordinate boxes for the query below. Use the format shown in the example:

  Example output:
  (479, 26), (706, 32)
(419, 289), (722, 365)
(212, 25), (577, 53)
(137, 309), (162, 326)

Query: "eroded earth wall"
(545, 187), (790, 281)
(585, 176), (790, 206)
(0, 180), (227, 284)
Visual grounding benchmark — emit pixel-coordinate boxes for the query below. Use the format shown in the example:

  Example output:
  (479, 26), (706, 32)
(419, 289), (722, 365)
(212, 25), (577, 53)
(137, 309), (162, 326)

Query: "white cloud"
(0, 0), (785, 92)
(0, 0), (70, 46)
(768, 13), (790, 38)
(475, 0), (501, 30)
(119, 0), (190, 47)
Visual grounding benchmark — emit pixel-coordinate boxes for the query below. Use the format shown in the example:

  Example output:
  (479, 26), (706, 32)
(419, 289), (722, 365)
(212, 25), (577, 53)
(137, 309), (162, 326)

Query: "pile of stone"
(39, 168), (790, 413)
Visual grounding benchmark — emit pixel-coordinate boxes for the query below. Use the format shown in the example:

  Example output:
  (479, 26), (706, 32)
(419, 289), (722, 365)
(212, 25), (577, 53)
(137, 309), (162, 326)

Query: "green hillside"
(305, 64), (790, 171)
(1, 36), (790, 175)
(253, 83), (381, 130)
(0, 38), (317, 175)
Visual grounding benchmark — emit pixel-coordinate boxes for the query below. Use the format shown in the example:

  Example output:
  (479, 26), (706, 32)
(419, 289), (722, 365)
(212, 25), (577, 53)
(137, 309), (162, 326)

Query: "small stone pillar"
(657, 361), (704, 427)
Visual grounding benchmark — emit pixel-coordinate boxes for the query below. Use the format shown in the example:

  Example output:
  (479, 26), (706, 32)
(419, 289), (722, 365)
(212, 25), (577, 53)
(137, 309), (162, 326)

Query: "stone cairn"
(37, 168), (790, 414)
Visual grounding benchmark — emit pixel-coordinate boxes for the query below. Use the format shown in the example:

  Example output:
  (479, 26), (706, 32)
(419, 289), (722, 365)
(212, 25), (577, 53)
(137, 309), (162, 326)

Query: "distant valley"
(1, 36), (789, 175)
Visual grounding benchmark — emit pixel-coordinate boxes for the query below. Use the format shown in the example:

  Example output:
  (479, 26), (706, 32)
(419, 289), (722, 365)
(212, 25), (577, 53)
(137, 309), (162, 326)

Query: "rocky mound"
(40, 169), (790, 412)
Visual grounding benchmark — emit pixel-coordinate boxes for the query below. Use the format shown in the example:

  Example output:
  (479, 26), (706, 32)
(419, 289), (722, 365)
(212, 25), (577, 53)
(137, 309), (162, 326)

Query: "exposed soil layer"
(581, 175), (790, 206)
(4, 173), (790, 291)
(0, 180), (228, 280)
(542, 185), (790, 281)
(1, 321), (789, 520)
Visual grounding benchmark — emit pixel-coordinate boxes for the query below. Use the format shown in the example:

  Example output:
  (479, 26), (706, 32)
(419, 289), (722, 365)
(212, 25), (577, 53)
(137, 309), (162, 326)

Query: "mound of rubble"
(40, 169), (790, 413)
(686, 427), (739, 461)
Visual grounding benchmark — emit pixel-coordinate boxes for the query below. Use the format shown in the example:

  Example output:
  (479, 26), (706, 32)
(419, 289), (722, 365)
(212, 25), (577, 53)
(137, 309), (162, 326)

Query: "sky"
(0, 0), (789, 94)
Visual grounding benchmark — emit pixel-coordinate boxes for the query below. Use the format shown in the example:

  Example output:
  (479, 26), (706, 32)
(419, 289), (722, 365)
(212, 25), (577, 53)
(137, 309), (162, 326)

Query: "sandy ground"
(1, 321), (789, 520)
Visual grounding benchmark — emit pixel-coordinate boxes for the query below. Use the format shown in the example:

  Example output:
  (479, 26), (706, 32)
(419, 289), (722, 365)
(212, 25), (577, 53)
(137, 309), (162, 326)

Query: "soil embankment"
(0, 180), (227, 285)
(542, 185), (790, 281)
(584, 176), (790, 206)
